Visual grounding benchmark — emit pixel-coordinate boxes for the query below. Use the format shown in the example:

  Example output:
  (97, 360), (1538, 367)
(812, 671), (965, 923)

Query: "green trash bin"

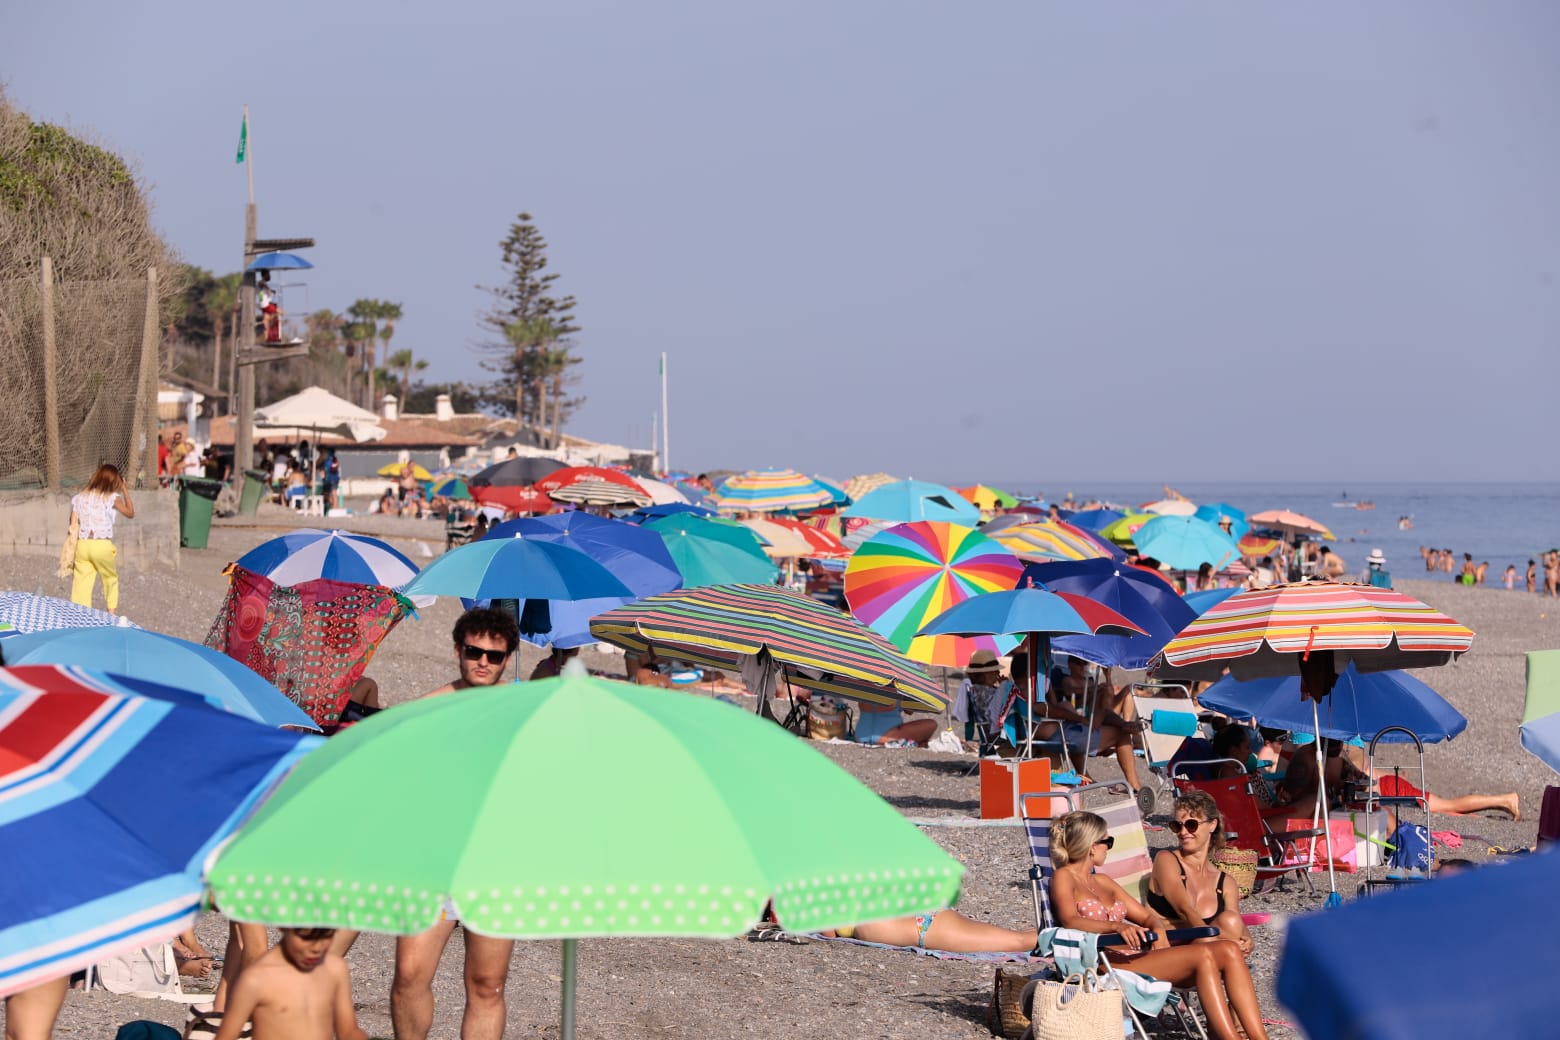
(239, 469), (270, 516)
(177, 478), (223, 549)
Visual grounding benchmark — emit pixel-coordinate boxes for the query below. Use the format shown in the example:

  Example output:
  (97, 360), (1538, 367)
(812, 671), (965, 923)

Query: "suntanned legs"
(3, 978), (67, 1040)
(1122, 942), (1268, 1040)
(391, 921), (516, 1040)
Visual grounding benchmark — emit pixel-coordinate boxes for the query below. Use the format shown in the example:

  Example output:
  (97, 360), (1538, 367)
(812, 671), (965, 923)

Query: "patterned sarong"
(206, 565), (413, 731)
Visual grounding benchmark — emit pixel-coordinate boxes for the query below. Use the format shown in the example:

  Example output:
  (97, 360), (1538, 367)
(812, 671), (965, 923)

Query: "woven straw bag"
(988, 968), (1032, 1038)
(57, 513), (78, 578)
(1212, 847), (1259, 899)
(807, 698), (849, 741)
(1021, 971), (1122, 1040)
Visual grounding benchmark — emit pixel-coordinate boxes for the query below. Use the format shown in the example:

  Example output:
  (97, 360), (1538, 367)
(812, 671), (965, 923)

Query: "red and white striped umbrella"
(1152, 580), (1473, 685)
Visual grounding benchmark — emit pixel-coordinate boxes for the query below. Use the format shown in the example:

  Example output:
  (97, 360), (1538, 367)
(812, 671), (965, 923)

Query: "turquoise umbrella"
(841, 479), (981, 524)
(1133, 515), (1242, 571)
(643, 515), (779, 587)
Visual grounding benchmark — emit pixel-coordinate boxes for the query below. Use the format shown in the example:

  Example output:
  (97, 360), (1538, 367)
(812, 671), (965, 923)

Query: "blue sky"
(6, 2), (1556, 484)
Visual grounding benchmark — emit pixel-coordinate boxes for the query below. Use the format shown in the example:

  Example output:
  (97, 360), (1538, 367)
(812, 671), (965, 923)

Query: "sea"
(987, 481), (1560, 584)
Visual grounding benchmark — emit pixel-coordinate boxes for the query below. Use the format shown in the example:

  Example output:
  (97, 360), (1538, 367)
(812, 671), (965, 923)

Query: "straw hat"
(966, 649), (1001, 676)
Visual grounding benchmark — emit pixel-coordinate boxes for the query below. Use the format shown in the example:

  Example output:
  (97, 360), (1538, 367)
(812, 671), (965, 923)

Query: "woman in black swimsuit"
(1146, 792), (1255, 957)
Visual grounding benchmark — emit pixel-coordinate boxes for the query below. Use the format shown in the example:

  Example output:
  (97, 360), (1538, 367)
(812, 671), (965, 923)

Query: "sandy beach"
(8, 516), (1556, 1040)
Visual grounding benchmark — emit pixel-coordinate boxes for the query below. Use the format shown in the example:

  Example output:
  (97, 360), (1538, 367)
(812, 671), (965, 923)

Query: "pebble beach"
(8, 514), (1556, 1039)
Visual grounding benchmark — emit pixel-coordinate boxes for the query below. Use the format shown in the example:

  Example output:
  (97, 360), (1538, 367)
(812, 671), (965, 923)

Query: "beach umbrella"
(1277, 850), (1560, 1038)
(0, 674), (319, 997)
(844, 521), (1024, 667)
(632, 476), (691, 506)
(1024, 558), (1199, 671)
(207, 671), (963, 1040)
(709, 468), (833, 514)
(1142, 498), (1197, 516)
(740, 517), (849, 559)
(988, 520), (1121, 564)
(1154, 581), (1473, 902)
(1, 628), (318, 730)
(1199, 663), (1467, 744)
(468, 456), (568, 488)
(1132, 515), (1242, 572)
(548, 478), (652, 508)
(253, 385), (386, 444)
(1098, 513), (1157, 547)
(642, 514), (779, 587)
(590, 584), (946, 710)
(1193, 502), (1250, 540)
(0, 590), (134, 634)
(1519, 649), (1560, 773)
(843, 472), (898, 502)
(429, 476), (473, 501)
(234, 528), (422, 593)
(536, 466), (649, 500)
(471, 484), (554, 513)
(1237, 533), (1283, 558)
(401, 537), (634, 602)
(1065, 508), (1125, 533)
(245, 251), (314, 271)
(812, 476), (850, 507)
(842, 479), (981, 525)
(918, 586), (1145, 756)
(628, 502), (716, 523)
(1182, 587), (1244, 616)
(1248, 509), (1335, 541)
(477, 513), (683, 648)
(376, 461), (432, 480)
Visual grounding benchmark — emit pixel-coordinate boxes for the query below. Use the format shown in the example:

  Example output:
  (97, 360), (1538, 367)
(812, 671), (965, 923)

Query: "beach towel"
(206, 564), (413, 731)
(808, 932), (1035, 962)
(1033, 928), (1171, 1017)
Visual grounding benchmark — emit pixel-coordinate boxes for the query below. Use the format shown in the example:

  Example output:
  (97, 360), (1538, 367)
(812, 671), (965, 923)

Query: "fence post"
(41, 256), (60, 491)
(127, 266), (159, 484)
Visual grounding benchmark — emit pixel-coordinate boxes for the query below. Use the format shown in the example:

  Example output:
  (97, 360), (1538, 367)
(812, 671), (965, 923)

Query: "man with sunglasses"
(390, 607), (520, 1040)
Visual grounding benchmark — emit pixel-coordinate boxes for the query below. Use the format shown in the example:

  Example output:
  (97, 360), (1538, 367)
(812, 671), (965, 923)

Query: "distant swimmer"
(1503, 565), (1518, 590)
(1528, 559), (1538, 594)
(1398, 515), (1413, 530)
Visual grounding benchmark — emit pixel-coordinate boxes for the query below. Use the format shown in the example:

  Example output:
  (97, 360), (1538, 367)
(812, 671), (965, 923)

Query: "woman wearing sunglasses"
(1146, 792), (1255, 957)
(1050, 811), (1268, 1040)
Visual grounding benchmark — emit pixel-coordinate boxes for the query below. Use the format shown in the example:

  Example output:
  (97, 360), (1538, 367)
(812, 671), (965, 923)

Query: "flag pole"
(659, 351), (670, 475)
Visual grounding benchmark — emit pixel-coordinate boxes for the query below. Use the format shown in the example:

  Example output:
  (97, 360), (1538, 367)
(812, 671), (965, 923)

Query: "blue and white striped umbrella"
(0, 591), (136, 636)
(0, 667), (320, 997)
(235, 529), (430, 605)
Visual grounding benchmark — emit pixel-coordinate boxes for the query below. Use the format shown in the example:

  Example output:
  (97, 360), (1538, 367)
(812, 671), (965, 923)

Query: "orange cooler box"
(980, 758), (1053, 819)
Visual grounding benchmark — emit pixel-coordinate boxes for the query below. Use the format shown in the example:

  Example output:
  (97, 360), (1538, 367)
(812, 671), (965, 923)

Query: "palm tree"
(204, 273), (242, 391)
(386, 348), (428, 411)
(376, 302), (403, 409)
(342, 320), (372, 407)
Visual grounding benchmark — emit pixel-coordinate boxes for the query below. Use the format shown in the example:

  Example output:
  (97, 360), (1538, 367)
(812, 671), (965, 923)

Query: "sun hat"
(1367, 548), (1386, 566)
(966, 649), (1001, 675)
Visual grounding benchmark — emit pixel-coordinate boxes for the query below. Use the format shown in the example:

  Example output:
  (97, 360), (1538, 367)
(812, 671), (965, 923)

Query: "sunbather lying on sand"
(1276, 738), (1519, 819)
(819, 909), (1037, 953)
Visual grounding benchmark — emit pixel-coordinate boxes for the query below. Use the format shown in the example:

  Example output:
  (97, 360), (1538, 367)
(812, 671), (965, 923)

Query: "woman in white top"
(69, 463), (135, 612)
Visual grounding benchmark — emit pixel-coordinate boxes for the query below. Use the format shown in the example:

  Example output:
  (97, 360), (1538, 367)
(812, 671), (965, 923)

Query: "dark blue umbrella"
(245, 251), (314, 271)
(1067, 508), (1125, 533)
(478, 513), (683, 648)
(628, 502), (716, 523)
(1198, 663), (1466, 744)
(1278, 850), (1560, 1038)
(1022, 559), (1196, 670)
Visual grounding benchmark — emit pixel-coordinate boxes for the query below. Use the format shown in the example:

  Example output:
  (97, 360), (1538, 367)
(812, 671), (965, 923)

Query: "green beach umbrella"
(208, 670), (962, 1039)
(643, 513), (779, 587)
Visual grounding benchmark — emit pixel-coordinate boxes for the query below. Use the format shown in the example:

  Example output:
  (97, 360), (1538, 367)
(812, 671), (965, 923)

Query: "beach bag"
(989, 968), (1033, 1037)
(117, 1024), (181, 1040)
(807, 697), (849, 741)
(57, 513), (78, 578)
(1211, 847), (1259, 899)
(1021, 971), (1123, 1040)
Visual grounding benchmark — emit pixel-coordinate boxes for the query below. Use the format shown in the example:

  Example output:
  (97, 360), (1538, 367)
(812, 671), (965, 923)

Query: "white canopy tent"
(254, 386), (386, 491)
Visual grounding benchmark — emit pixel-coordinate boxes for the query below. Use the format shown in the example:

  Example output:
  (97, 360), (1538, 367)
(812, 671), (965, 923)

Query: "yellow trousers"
(71, 539), (119, 612)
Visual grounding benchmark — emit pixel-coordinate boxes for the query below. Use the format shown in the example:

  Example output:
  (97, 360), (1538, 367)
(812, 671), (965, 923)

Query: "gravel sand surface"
(7, 522), (1556, 1039)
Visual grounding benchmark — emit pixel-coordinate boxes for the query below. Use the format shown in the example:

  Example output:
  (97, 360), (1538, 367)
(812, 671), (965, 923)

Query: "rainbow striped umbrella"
(1238, 533), (1283, 558)
(844, 522), (1024, 667)
(1098, 513), (1157, 547)
(1154, 581), (1474, 684)
(955, 485), (1018, 512)
(989, 520), (1116, 563)
(709, 469), (833, 514)
(590, 584), (945, 710)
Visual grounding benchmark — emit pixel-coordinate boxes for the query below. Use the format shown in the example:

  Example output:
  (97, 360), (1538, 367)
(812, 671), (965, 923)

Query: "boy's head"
(279, 927), (336, 972)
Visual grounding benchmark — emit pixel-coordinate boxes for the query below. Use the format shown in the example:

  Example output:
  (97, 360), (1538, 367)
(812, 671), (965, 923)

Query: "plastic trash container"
(177, 478), (223, 549)
(239, 469), (270, 516)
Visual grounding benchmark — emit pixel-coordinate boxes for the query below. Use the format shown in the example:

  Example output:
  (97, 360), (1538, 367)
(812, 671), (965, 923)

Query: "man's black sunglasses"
(461, 643), (510, 664)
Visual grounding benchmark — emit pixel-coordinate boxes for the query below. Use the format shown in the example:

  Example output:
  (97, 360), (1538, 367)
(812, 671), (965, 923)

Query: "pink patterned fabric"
(206, 565), (413, 731)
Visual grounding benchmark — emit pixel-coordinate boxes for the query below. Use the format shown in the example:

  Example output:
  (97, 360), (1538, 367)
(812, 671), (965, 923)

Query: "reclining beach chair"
(1020, 785), (1213, 1038)
(1171, 772), (1324, 896)
(1130, 691), (1205, 811)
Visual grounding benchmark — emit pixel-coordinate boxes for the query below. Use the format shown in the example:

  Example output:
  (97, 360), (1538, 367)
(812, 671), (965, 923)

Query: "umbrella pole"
(1025, 634), (1039, 760)
(559, 937), (578, 1040)
(1311, 698), (1340, 905)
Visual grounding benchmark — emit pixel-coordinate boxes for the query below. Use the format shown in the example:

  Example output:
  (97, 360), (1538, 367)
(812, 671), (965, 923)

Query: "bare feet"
(1506, 793), (1521, 821)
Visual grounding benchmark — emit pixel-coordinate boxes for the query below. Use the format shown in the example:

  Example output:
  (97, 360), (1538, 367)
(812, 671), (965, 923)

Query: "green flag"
(235, 113), (247, 164)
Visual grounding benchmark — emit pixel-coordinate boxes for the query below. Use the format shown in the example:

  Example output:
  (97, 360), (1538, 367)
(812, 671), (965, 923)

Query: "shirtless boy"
(212, 928), (366, 1040)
